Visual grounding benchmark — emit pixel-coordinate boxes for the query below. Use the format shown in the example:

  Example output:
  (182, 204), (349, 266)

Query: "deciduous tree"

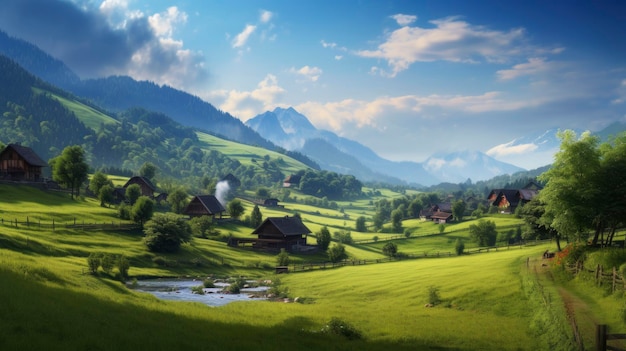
(144, 213), (192, 253)
(49, 145), (89, 199)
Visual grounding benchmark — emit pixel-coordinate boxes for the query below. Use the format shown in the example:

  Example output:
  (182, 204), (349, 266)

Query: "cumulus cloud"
(357, 16), (528, 77)
(212, 74), (286, 120)
(391, 14), (417, 26)
(0, 0), (208, 89)
(290, 65), (323, 82)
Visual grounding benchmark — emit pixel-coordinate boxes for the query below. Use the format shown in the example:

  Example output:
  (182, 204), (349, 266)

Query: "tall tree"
(125, 184), (141, 205)
(316, 226), (331, 251)
(538, 130), (601, 246)
(167, 187), (189, 214)
(355, 216), (367, 232)
(139, 162), (157, 181)
(250, 205), (263, 228)
(227, 199), (245, 220)
(451, 200), (467, 222)
(49, 145), (89, 199)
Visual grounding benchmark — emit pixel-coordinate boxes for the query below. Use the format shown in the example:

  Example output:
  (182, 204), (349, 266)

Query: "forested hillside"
(0, 54), (315, 193)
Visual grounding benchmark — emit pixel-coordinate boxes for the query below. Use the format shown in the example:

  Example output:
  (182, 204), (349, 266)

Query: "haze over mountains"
(1, 29), (625, 186)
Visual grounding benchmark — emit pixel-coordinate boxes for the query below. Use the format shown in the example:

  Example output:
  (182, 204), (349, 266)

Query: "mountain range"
(1, 29), (625, 187)
(246, 107), (527, 185)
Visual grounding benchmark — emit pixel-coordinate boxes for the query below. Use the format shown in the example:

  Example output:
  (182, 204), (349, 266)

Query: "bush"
(118, 203), (131, 220)
(320, 317), (362, 340)
(404, 229), (412, 238)
(428, 286), (441, 305)
(87, 252), (101, 274)
(144, 213), (192, 253)
(203, 279), (215, 288)
(333, 230), (353, 244)
(454, 238), (465, 256)
(100, 253), (115, 274)
(276, 248), (290, 266)
(191, 285), (205, 295)
(382, 242), (398, 257)
(327, 243), (347, 263)
(117, 255), (130, 280)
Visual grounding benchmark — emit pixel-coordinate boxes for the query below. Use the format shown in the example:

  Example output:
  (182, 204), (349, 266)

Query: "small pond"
(130, 279), (269, 307)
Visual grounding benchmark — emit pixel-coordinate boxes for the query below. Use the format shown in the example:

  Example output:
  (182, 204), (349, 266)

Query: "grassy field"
(1, 184), (623, 350)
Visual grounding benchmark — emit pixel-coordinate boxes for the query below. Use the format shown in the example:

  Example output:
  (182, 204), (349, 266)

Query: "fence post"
(613, 267), (617, 293)
(596, 324), (607, 351)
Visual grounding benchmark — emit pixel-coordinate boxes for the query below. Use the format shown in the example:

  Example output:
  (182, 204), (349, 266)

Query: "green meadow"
(0, 184), (623, 350)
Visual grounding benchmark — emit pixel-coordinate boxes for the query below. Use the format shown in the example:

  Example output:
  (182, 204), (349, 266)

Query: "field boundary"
(0, 217), (138, 231)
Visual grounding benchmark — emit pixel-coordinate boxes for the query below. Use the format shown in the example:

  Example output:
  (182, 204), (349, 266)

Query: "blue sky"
(1, 0), (625, 169)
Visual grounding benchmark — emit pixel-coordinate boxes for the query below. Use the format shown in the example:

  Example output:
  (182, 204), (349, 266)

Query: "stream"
(129, 279), (269, 307)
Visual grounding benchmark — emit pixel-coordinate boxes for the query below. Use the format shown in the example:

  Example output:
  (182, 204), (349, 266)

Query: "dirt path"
(533, 259), (600, 350)
(558, 287), (597, 350)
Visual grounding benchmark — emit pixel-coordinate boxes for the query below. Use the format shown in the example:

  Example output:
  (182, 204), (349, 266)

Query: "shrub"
(116, 254), (130, 280)
(382, 242), (398, 257)
(404, 229), (412, 238)
(438, 224), (445, 234)
(372, 236), (379, 242)
(428, 286), (441, 305)
(327, 243), (347, 263)
(191, 285), (205, 295)
(87, 252), (101, 274)
(320, 317), (362, 340)
(224, 277), (246, 294)
(276, 248), (290, 266)
(203, 279), (215, 288)
(118, 203), (131, 220)
(100, 253), (115, 274)
(454, 238), (465, 256)
(144, 213), (192, 253)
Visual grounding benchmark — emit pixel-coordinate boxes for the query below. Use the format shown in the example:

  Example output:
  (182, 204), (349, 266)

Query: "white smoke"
(215, 180), (230, 206)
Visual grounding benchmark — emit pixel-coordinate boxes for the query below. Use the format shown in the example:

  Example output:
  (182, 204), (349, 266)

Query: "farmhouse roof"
(124, 176), (156, 191)
(252, 216), (312, 236)
(518, 189), (539, 201)
(431, 211), (453, 220)
(4, 144), (47, 167)
(194, 195), (226, 214)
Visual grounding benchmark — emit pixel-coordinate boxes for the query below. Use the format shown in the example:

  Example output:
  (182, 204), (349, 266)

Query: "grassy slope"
(195, 131), (310, 173)
(0, 184), (586, 350)
(34, 88), (119, 129)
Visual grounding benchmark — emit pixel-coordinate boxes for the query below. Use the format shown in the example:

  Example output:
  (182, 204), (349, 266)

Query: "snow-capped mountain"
(246, 107), (526, 186)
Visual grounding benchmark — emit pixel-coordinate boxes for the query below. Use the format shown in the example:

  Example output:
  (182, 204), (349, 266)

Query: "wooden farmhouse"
(419, 203), (453, 221)
(123, 176), (156, 198)
(251, 216), (312, 251)
(488, 183), (541, 213)
(0, 143), (47, 181)
(230, 216), (311, 252)
(183, 195), (226, 219)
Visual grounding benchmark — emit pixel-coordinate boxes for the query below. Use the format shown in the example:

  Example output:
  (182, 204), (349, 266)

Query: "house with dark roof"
(419, 203), (453, 221)
(431, 211), (453, 224)
(184, 195), (226, 219)
(229, 216), (312, 252)
(488, 182), (541, 213)
(0, 143), (47, 181)
(123, 176), (156, 198)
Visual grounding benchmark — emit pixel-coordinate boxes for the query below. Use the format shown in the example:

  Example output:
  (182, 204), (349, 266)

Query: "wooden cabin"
(0, 144), (47, 181)
(123, 176), (156, 198)
(240, 216), (311, 251)
(183, 195), (226, 219)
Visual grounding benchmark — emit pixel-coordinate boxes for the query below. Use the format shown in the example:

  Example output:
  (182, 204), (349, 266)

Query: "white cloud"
(212, 74), (286, 120)
(486, 140), (539, 158)
(232, 24), (257, 48)
(357, 17), (528, 77)
(612, 78), (626, 104)
(294, 91), (538, 133)
(148, 6), (187, 37)
(424, 158), (446, 171)
(334, 55), (343, 60)
(391, 14), (417, 26)
(291, 65), (323, 82)
(497, 57), (553, 80)
(259, 10), (273, 23)
(321, 40), (337, 48)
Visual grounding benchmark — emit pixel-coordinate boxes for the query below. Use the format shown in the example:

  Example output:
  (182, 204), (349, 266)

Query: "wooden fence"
(0, 217), (138, 231)
(565, 262), (625, 294)
(596, 324), (626, 351)
(287, 240), (552, 273)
